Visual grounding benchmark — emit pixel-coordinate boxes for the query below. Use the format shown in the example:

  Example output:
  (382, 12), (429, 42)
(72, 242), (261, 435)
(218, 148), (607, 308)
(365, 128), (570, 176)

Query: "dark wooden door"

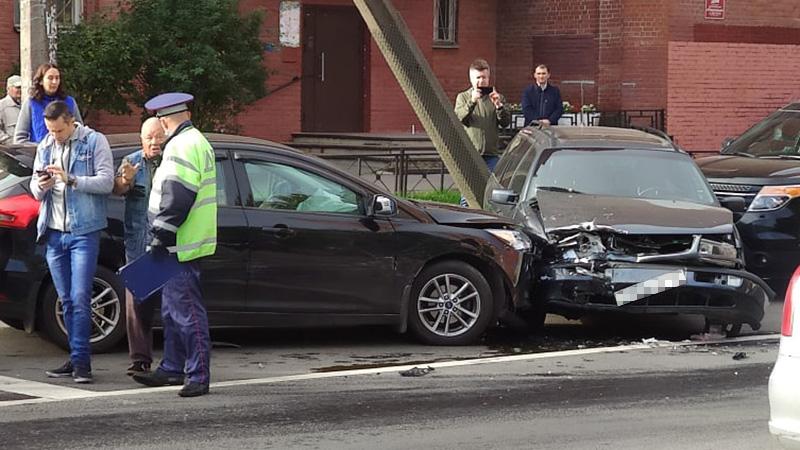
(301, 6), (365, 132)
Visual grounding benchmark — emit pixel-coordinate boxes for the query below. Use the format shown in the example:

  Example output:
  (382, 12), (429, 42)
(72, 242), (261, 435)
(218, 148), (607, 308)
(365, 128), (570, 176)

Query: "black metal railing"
(318, 151), (455, 196)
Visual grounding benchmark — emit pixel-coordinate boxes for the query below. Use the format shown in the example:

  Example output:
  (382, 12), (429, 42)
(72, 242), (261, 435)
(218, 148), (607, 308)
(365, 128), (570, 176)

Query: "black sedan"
(0, 134), (534, 351)
(483, 126), (773, 336)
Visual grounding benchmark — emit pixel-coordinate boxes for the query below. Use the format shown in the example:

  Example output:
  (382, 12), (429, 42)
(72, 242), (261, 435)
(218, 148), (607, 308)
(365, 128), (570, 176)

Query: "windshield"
(0, 151), (32, 192)
(527, 148), (717, 205)
(723, 109), (800, 157)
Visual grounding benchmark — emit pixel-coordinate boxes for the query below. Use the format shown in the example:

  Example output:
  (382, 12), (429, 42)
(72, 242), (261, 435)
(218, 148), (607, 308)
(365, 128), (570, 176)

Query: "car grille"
(709, 182), (761, 209)
(708, 183), (761, 193)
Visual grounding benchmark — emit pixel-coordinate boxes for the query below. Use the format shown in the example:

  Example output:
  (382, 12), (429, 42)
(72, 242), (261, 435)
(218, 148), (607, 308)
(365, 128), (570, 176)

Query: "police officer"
(131, 93), (217, 397)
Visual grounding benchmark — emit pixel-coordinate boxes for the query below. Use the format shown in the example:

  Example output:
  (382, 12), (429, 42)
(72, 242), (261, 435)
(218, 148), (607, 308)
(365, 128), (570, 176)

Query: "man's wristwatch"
(66, 174), (77, 188)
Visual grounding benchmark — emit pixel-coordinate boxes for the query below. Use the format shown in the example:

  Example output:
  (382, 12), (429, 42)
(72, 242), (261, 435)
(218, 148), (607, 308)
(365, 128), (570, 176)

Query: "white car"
(769, 265), (800, 447)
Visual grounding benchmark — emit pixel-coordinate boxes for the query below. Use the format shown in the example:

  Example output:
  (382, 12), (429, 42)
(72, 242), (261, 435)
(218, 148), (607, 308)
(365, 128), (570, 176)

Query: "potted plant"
(558, 101), (578, 126)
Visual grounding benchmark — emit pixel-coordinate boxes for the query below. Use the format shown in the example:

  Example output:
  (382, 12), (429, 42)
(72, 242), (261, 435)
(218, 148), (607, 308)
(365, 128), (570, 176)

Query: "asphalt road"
(0, 302), (786, 449)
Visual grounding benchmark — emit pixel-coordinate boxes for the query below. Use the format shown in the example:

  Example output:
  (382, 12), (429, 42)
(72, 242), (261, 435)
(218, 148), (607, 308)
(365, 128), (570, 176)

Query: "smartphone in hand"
(35, 169), (51, 179)
(478, 86), (494, 96)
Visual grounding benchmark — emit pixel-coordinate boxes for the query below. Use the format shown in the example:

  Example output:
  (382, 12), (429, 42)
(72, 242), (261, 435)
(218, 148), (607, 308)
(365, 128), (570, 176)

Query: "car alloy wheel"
(55, 277), (121, 346)
(40, 265), (127, 353)
(417, 273), (481, 338)
(408, 261), (494, 345)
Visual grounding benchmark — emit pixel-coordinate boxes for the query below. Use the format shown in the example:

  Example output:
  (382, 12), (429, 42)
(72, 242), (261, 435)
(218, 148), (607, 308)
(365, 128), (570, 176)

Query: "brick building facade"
(1, 0), (799, 151)
(497, 0), (800, 152)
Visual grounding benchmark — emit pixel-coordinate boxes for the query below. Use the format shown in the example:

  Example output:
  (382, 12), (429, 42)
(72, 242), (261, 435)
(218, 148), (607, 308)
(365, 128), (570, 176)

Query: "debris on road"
(400, 366), (435, 377)
(732, 352), (748, 360)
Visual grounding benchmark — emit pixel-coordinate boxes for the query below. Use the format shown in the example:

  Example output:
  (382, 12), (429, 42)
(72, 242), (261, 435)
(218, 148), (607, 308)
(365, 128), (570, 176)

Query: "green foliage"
(58, 0), (266, 132)
(402, 189), (461, 205)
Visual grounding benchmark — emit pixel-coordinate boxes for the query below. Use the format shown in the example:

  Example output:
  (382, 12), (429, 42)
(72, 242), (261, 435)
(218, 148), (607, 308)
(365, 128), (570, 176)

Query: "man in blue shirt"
(521, 64), (563, 127)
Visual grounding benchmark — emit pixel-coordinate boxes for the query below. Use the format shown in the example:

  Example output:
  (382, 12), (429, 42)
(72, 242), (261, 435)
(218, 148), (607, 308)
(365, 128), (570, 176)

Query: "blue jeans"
(460, 155), (500, 207)
(45, 230), (101, 370)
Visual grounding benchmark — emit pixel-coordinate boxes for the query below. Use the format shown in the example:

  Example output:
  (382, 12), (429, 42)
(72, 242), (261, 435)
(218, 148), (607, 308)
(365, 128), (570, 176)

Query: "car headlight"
(698, 238), (738, 264)
(486, 229), (532, 251)
(748, 185), (800, 212)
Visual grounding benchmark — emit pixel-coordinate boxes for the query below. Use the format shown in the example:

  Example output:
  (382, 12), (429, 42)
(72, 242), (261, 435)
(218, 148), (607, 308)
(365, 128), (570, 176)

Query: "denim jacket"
(119, 150), (155, 262)
(30, 125), (114, 241)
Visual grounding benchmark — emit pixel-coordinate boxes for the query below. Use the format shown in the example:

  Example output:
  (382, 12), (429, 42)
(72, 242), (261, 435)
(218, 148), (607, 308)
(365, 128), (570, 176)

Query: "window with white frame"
(433, 0), (457, 46)
(13, 0), (83, 31)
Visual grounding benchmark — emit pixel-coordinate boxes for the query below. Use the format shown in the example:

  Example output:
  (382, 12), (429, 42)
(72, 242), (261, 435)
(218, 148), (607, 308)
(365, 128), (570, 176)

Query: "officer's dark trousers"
(158, 261), (210, 385)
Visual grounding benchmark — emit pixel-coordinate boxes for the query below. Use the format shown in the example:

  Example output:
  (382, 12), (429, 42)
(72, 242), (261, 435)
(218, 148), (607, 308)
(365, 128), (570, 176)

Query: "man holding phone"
(30, 100), (114, 383)
(454, 58), (510, 207)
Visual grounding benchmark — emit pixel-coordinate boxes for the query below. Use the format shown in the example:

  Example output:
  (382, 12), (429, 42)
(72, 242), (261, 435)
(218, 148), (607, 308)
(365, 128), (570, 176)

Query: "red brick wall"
(0, 0), (20, 78)
(667, 42), (800, 153)
(496, 0), (599, 109)
(86, 0), (498, 142)
(618, 0), (668, 110)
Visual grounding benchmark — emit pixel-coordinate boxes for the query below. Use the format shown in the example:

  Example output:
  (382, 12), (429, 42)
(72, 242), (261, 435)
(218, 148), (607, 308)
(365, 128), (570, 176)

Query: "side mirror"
(719, 196), (746, 213)
(368, 194), (397, 217)
(489, 189), (519, 206)
(721, 137), (735, 149)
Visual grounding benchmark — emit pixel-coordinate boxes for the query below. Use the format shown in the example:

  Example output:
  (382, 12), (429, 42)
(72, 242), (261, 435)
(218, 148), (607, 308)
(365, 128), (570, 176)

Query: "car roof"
(779, 103), (800, 112)
(519, 125), (678, 151)
(107, 132), (293, 150)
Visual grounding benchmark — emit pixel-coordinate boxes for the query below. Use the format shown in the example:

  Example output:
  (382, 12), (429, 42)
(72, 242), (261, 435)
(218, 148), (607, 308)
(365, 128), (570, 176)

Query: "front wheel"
(39, 265), (127, 353)
(408, 261), (494, 345)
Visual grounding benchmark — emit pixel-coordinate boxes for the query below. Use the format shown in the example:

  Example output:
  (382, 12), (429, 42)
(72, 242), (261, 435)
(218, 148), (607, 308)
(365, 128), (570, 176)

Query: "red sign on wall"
(705, 0), (725, 20)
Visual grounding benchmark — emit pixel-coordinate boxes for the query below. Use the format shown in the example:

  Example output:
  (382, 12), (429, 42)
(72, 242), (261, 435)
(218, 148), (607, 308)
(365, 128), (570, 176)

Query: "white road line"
(0, 333), (780, 408)
(0, 375), (93, 400)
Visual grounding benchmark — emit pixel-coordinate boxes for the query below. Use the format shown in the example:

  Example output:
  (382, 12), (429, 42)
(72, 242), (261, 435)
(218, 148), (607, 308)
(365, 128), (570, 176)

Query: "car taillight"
(782, 266), (800, 337)
(0, 194), (40, 229)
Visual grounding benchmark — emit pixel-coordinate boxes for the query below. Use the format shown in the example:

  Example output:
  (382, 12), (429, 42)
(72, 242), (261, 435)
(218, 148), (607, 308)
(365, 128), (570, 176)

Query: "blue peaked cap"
(145, 92), (194, 117)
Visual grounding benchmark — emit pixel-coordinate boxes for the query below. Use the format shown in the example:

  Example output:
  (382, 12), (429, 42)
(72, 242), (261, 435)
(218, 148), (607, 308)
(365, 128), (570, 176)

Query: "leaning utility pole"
(352, 0), (488, 208)
(19, 0), (56, 91)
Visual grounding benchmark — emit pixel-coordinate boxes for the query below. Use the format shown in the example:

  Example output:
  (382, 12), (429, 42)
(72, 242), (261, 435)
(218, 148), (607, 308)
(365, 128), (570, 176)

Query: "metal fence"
(315, 109), (666, 195)
(319, 151), (455, 196)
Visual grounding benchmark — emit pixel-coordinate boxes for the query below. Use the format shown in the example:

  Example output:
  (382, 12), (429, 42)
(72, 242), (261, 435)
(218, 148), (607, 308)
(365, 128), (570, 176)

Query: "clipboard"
(117, 251), (188, 302)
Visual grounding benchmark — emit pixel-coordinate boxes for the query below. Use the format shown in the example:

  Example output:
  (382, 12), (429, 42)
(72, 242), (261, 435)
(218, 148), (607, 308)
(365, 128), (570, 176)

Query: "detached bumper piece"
(538, 263), (773, 328)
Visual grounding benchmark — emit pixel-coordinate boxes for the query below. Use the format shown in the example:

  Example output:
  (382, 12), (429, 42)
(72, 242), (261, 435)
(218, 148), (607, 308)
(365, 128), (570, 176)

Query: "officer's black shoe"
(132, 369), (184, 387)
(45, 361), (74, 378)
(178, 382), (209, 398)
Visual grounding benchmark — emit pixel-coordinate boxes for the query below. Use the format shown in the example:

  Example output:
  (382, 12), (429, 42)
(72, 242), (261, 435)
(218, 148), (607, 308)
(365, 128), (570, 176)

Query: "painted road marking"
(0, 333), (780, 408)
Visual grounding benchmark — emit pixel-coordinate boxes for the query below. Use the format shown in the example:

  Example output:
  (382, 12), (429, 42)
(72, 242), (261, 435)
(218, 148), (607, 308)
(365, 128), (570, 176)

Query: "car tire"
(39, 265), (127, 353)
(408, 261), (494, 345)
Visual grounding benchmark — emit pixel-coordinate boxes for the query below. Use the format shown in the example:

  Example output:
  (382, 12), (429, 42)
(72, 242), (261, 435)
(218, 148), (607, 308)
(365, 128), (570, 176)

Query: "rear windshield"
(724, 109), (800, 157)
(0, 151), (32, 192)
(528, 148), (717, 205)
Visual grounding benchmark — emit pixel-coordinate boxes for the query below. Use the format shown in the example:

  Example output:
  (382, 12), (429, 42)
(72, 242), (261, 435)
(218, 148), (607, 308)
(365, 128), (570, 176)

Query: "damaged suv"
(484, 126), (773, 335)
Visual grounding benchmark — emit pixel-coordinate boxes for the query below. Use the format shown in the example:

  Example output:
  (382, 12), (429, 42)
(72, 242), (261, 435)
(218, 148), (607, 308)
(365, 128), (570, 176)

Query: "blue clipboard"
(118, 251), (188, 302)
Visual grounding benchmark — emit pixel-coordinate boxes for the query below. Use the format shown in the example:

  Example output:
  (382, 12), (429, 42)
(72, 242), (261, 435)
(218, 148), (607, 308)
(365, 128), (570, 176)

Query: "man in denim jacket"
(112, 117), (164, 376)
(29, 100), (114, 383)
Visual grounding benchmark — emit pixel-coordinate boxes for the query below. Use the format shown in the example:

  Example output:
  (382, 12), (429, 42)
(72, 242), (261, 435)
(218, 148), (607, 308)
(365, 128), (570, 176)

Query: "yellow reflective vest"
(148, 126), (217, 262)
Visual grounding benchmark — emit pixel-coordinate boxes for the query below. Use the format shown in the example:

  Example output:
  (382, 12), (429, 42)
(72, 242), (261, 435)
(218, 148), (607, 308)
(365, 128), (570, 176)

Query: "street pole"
(19, 0), (53, 92)
(352, 0), (489, 208)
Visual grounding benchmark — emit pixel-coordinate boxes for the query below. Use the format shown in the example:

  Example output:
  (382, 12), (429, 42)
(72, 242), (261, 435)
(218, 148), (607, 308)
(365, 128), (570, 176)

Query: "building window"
(433, 0), (457, 46)
(13, 0), (83, 31)
(53, 0), (83, 27)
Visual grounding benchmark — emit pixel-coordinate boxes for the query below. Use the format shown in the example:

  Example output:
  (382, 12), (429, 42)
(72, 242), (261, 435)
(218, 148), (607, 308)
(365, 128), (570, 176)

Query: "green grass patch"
(401, 189), (461, 205)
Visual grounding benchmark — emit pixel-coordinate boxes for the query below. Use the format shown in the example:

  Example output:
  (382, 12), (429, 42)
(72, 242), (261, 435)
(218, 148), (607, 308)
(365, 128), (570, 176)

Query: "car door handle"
(263, 224), (296, 239)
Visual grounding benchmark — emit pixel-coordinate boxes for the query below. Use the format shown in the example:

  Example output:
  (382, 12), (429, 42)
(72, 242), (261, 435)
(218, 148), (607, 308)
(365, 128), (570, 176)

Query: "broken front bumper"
(537, 263), (773, 328)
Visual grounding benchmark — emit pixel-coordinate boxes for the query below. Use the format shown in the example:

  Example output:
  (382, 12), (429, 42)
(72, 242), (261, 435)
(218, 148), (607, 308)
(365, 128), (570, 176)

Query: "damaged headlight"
(698, 238), (738, 262)
(486, 229), (532, 251)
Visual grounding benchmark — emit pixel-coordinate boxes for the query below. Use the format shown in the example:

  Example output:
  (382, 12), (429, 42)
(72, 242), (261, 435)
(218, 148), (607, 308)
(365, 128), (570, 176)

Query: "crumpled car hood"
(416, 202), (515, 227)
(537, 190), (734, 235)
